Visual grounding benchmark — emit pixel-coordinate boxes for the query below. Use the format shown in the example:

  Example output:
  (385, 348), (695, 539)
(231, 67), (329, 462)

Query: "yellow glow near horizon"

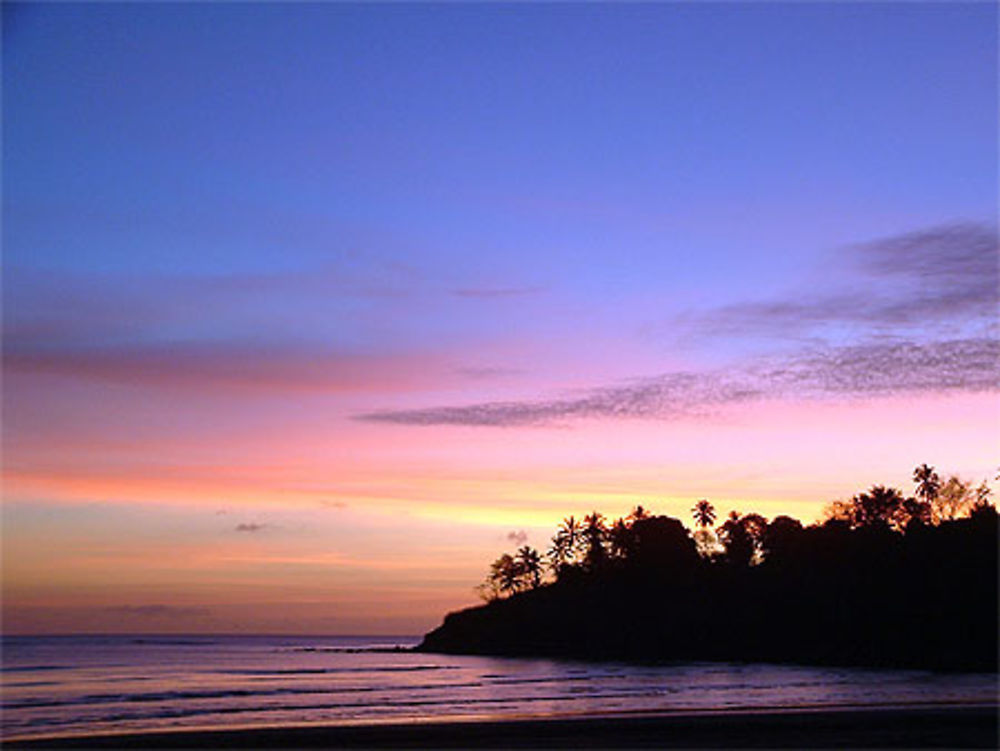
(4, 391), (997, 633)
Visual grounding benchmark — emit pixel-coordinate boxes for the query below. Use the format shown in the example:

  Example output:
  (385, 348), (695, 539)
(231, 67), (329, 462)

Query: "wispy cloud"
(506, 530), (528, 545)
(778, 337), (1000, 394)
(354, 223), (998, 429)
(4, 341), (449, 393)
(860, 222), (997, 287)
(697, 223), (998, 337)
(2, 264), (419, 349)
(357, 337), (999, 427)
(3, 264), (538, 354)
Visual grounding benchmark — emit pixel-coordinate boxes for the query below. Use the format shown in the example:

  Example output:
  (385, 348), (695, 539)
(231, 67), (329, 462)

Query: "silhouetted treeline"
(419, 465), (999, 671)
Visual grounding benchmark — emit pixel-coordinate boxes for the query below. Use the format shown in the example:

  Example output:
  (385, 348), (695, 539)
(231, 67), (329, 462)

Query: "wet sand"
(6, 705), (998, 749)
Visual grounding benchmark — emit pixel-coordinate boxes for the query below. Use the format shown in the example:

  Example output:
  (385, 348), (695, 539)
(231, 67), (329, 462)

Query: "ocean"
(2, 634), (996, 741)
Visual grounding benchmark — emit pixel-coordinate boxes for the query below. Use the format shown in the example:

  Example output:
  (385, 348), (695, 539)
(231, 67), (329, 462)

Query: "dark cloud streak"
(698, 223), (998, 336)
(359, 223), (999, 428)
(3, 341), (445, 393)
(357, 337), (1000, 427)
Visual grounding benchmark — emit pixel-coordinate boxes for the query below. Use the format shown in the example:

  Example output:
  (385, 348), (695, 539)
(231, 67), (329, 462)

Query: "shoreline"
(7, 704), (998, 749)
(416, 644), (999, 673)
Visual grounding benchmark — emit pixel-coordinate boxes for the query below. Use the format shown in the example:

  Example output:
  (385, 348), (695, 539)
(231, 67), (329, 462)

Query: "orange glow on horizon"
(4, 389), (997, 633)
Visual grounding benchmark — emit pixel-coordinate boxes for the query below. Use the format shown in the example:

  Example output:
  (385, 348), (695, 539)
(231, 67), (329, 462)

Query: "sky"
(3, 2), (998, 635)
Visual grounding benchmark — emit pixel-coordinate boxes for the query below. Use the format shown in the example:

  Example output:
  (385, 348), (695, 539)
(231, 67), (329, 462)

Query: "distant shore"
(7, 705), (998, 749)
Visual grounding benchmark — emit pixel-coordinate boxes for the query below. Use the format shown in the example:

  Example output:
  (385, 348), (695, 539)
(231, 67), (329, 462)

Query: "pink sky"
(5, 377), (996, 634)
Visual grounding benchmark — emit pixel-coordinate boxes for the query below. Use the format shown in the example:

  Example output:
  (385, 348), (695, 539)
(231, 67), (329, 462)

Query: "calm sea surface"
(2, 634), (996, 740)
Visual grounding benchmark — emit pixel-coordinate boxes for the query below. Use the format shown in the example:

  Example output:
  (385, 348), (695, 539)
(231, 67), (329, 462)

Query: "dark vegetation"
(419, 464), (999, 671)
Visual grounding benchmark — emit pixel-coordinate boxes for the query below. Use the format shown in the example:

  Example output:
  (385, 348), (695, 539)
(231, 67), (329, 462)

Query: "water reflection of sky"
(4, 636), (996, 740)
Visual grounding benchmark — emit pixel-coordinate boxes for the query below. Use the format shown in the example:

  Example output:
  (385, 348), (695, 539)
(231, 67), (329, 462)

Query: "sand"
(5, 705), (998, 749)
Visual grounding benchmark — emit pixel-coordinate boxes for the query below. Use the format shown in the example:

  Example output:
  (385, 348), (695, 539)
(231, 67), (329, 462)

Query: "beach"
(6, 705), (998, 749)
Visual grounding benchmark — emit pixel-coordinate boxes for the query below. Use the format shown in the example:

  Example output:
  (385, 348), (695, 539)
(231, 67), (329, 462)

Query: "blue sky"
(8, 3), (994, 274)
(6, 0), (996, 430)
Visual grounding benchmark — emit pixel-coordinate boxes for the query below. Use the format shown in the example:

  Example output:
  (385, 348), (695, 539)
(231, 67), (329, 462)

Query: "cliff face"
(419, 518), (999, 672)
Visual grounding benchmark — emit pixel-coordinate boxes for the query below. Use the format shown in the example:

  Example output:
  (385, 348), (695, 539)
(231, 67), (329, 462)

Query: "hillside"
(419, 511), (998, 672)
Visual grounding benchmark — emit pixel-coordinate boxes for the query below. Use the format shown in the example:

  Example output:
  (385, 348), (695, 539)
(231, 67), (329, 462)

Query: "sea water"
(2, 634), (996, 740)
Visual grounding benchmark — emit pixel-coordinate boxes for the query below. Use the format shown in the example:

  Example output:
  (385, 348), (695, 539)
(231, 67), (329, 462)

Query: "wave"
(127, 638), (218, 646)
(1, 665), (70, 673)
(2, 677), (497, 711)
(0, 676), (776, 713)
(5, 639), (995, 744)
(2, 681), (58, 688)
(217, 665), (459, 677)
(276, 646), (414, 654)
(6, 685), (713, 726)
(2, 668), (863, 712)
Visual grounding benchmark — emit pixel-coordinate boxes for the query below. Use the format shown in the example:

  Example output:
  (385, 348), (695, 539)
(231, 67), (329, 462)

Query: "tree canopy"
(448, 463), (998, 672)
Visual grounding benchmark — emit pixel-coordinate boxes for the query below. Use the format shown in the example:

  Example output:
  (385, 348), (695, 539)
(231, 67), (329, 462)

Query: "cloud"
(697, 223), (998, 337)
(357, 370), (764, 426)
(356, 337), (999, 427)
(506, 530), (528, 545)
(3, 341), (448, 394)
(777, 338), (1000, 395)
(348, 225), (998, 429)
(856, 222), (998, 325)
(235, 522), (266, 533)
(104, 605), (210, 617)
(2, 263), (543, 397)
(859, 222), (997, 287)
(3, 270), (175, 347)
(1, 264), (417, 350)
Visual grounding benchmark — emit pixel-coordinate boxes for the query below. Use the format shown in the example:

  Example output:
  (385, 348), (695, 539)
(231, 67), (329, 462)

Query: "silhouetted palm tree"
(556, 515), (585, 562)
(517, 545), (543, 589)
(913, 464), (941, 508)
(489, 553), (522, 597)
(692, 499), (716, 529)
(558, 515), (581, 547)
(627, 505), (650, 523)
(547, 535), (572, 573)
(582, 511), (607, 568)
(583, 510), (606, 531)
